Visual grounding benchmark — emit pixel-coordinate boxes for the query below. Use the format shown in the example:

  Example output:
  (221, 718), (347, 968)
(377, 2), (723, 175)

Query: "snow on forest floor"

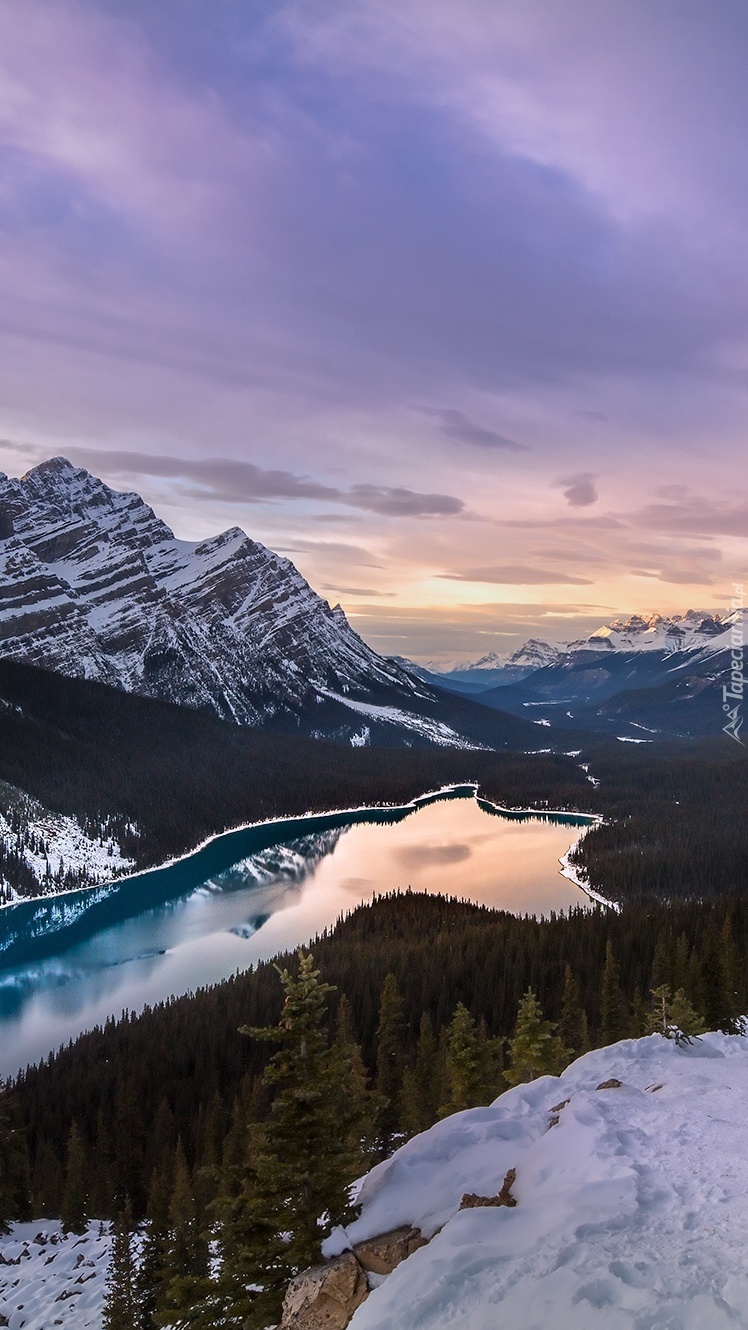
(331, 1032), (748, 1330)
(0, 781), (135, 906)
(8, 1034), (748, 1329)
(0, 1222), (110, 1329)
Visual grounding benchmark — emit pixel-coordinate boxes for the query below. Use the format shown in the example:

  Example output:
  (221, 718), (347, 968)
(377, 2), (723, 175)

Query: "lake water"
(0, 790), (593, 1076)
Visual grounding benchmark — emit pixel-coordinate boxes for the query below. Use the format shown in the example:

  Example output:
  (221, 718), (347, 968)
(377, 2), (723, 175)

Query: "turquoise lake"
(0, 790), (594, 1075)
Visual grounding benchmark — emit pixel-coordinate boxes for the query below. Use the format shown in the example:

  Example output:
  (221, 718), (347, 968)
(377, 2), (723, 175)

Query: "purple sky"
(1, 0), (747, 661)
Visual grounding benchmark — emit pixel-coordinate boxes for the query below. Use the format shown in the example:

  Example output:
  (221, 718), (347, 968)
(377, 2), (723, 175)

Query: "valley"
(0, 454), (746, 1330)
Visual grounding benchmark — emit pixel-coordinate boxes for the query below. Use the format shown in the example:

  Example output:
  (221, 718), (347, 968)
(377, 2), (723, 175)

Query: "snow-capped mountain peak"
(0, 458), (420, 728)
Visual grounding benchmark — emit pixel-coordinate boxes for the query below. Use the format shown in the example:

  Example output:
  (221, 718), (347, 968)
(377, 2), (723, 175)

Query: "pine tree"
(136, 1164), (172, 1330)
(218, 953), (370, 1330)
(558, 965), (588, 1056)
(647, 985), (705, 1043)
(669, 988), (706, 1041)
(0, 1084), (30, 1233)
(401, 1014), (440, 1137)
(157, 1140), (210, 1328)
(700, 927), (741, 1033)
(103, 1200), (138, 1330)
(61, 1120), (88, 1235)
(439, 1003), (502, 1116)
(375, 972), (407, 1151)
(505, 989), (570, 1085)
(332, 996), (380, 1165)
(628, 987), (648, 1038)
(599, 941), (625, 1044)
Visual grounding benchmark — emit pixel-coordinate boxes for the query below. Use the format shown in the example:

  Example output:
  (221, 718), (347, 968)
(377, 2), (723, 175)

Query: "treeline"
(7, 886), (746, 1225)
(571, 740), (748, 901)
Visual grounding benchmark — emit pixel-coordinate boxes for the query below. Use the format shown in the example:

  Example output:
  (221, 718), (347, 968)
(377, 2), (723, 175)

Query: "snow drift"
(327, 1032), (748, 1329)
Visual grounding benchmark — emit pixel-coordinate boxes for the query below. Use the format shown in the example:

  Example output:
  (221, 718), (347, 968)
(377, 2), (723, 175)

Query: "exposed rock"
(460, 1167), (517, 1209)
(596, 1078), (624, 1090)
(352, 1226), (426, 1276)
(280, 1251), (369, 1329)
(0, 458), (428, 735)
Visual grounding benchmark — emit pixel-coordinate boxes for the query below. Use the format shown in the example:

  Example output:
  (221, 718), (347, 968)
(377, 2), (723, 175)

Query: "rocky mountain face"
(0, 458), (425, 732)
(0, 459), (561, 751)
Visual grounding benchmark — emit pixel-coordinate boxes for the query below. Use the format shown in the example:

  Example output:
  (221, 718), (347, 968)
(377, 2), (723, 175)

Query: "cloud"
(423, 408), (528, 451)
(268, 539), (382, 566)
(68, 448), (464, 519)
(321, 585), (395, 597)
(626, 498), (748, 539)
(440, 565), (593, 585)
(554, 472), (599, 507)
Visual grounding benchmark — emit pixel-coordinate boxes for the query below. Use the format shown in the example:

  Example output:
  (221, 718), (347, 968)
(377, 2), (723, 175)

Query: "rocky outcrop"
(279, 1226), (427, 1330)
(352, 1226), (426, 1276)
(459, 1167), (517, 1209)
(280, 1252), (369, 1330)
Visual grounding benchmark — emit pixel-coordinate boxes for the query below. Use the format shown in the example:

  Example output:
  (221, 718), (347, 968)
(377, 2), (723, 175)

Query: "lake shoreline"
(1, 783), (599, 915)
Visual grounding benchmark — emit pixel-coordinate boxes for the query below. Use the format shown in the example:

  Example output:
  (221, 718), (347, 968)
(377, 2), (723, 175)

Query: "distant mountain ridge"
(408, 609), (746, 741)
(423, 610), (742, 682)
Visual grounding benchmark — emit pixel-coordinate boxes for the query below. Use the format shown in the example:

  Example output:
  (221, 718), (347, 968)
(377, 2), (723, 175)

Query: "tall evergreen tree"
(375, 972), (407, 1151)
(332, 996), (380, 1165)
(219, 953), (369, 1330)
(157, 1140), (210, 1328)
(136, 1164), (172, 1330)
(505, 989), (570, 1085)
(439, 1003), (502, 1116)
(61, 1120), (88, 1235)
(401, 1014), (441, 1137)
(700, 926), (741, 1033)
(0, 1084), (30, 1232)
(599, 940), (625, 1044)
(558, 965), (588, 1056)
(103, 1200), (138, 1330)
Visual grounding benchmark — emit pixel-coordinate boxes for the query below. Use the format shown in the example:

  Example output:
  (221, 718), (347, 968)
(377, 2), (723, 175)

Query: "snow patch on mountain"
(326, 1031), (748, 1330)
(320, 691), (478, 747)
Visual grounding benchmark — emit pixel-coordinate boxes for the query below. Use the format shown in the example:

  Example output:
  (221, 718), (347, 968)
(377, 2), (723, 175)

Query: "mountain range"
(410, 610), (745, 742)
(0, 457), (740, 747)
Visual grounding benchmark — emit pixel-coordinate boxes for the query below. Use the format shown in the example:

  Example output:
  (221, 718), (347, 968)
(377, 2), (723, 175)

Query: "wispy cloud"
(440, 564), (593, 586)
(554, 472), (599, 507)
(423, 408), (528, 452)
(68, 449), (464, 518)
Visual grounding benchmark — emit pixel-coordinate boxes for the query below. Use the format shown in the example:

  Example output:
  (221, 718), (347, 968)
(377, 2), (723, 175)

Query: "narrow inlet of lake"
(0, 792), (594, 1075)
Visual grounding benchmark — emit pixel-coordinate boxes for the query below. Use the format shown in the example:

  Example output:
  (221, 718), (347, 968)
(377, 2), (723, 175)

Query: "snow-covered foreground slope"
(0, 1222), (110, 1330)
(9, 1034), (748, 1330)
(329, 1033), (748, 1330)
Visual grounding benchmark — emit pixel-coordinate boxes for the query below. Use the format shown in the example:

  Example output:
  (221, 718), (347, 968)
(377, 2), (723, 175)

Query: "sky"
(0, 0), (747, 663)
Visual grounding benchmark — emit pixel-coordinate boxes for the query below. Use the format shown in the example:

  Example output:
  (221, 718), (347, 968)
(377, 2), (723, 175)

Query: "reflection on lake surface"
(0, 791), (593, 1075)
